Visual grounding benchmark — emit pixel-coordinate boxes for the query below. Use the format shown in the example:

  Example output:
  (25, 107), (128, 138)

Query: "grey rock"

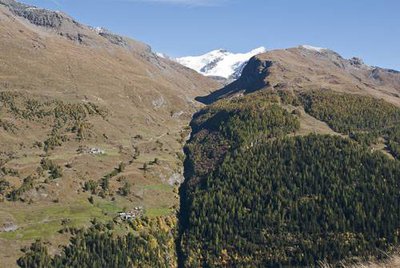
(349, 57), (365, 67)
(0, 0), (149, 50)
(1, 0), (76, 28)
(1, 222), (18, 232)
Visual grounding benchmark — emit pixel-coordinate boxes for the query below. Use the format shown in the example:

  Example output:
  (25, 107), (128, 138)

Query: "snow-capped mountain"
(176, 47), (267, 81)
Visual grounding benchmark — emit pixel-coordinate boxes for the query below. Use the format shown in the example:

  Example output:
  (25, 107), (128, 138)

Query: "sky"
(20, 0), (400, 70)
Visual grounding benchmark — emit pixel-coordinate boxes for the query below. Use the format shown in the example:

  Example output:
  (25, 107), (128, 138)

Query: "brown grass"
(0, 3), (221, 266)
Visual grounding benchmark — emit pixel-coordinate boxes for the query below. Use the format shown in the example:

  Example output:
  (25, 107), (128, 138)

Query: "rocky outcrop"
(0, 0), (146, 49)
(196, 57), (272, 104)
(1, 0), (76, 28)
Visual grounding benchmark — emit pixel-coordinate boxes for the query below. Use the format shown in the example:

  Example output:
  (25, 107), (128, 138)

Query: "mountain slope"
(197, 46), (400, 105)
(3, 0), (400, 266)
(176, 47), (267, 81)
(178, 47), (400, 266)
(0, 0), (220, 266)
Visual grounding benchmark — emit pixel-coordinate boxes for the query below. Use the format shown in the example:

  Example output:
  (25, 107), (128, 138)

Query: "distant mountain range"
(175, 47), (267, 82)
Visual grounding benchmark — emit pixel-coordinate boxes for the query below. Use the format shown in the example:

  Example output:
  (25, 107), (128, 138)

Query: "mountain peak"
(197, 46), (400, 105)
(176, 47), (267, 80)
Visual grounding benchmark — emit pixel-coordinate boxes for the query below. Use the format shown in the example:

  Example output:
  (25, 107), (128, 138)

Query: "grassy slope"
(0, 4), (220, 266)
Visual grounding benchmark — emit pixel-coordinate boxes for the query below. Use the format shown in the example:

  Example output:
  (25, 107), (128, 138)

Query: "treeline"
(0, 91), (108, 151)
(1, 158), (63, 202)
(0, 91), (107, 122)
(17, 216), (177, 268)
(83, 162), (129, 198)
(298, 90), (400, 133)
(298, 90), (400, 157)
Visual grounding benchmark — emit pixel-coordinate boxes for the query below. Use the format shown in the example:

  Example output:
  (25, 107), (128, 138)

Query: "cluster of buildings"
(118, 206), (143, 221)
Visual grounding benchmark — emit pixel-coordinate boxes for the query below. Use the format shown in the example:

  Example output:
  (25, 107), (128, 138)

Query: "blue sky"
(21, 0), (399, 70)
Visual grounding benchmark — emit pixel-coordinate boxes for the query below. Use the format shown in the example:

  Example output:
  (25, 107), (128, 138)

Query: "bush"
(40, 158), (62, 179)
(118, 181), (131, 196)
(83, 180), (98, 194)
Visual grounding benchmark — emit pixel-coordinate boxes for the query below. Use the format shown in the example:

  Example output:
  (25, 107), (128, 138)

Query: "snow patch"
(156, 52), (166, 58)
(176, 47), (267, 79)
(92, 27), (107, 34)
(300, 45), (327, 52)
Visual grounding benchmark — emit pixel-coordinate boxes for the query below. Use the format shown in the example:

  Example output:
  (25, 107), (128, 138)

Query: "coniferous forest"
(17, 216), (177, 268)
(179, 90), (400, 267)
(181, 134), (400, 266)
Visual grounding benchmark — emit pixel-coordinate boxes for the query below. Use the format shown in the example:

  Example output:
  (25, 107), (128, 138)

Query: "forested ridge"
(179, 89), (400, 267)
(185, 92), (300, 186)
(297, 90), (400, 133)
